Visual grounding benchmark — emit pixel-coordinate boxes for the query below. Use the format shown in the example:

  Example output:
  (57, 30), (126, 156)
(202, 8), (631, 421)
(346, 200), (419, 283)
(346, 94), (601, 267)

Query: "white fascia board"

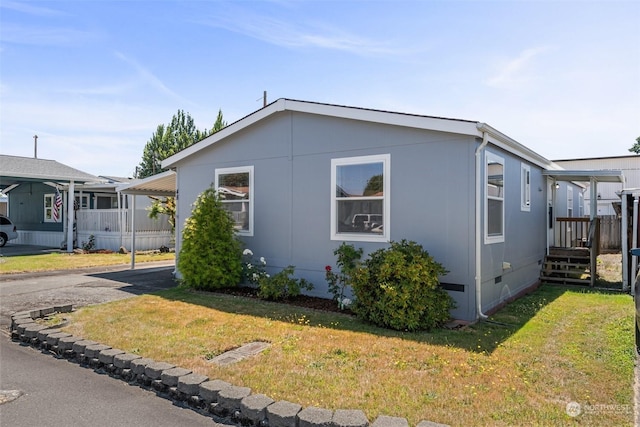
(285, 99), (480, 136)
(476, 123), (554, 170)
(162, 99), (287, 169)
(162, 99), (481, 168)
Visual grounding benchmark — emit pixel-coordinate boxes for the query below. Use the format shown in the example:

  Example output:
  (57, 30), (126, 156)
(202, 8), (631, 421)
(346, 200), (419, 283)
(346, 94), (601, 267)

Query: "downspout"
(475, 125), (490, 320)
(632, 196), (638, 293)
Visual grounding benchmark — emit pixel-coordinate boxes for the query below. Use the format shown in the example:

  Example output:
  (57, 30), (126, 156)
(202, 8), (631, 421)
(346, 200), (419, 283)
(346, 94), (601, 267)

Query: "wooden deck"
(540, 217), (600, 286)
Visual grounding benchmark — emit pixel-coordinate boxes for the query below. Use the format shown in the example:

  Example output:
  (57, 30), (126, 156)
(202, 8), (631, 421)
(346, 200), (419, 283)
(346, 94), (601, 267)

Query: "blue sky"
(1, 0), (639, 178)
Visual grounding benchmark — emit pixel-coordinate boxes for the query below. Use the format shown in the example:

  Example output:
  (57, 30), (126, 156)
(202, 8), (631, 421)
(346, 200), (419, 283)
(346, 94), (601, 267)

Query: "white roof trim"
(542, 169), (625, 184)
(161, 98), (556, 171)
(118, 170), (176, 197)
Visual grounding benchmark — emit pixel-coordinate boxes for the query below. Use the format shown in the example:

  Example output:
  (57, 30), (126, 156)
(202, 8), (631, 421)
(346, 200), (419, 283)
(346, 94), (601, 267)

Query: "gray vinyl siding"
(174, 110), (549, 321)
(479, 148), (547, 315)
(8, 183), (63, 232)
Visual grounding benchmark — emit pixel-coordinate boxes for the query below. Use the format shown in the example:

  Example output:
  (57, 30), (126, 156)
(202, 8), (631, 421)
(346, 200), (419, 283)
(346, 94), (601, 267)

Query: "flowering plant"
(325, 243), (362, 309)
(242, 248), (269, 285)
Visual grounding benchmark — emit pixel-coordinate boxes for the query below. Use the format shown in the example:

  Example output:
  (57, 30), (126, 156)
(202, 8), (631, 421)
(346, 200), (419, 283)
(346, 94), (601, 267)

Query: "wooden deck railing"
(554, 217), (591, 248)
(552, 217), (600, 286)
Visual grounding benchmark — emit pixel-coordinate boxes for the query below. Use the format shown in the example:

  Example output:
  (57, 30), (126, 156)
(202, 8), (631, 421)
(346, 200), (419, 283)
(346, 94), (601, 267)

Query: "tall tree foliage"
(629, 136), (640, 154)
(136, 109), (226, 179)
(138, 109), (226, 230)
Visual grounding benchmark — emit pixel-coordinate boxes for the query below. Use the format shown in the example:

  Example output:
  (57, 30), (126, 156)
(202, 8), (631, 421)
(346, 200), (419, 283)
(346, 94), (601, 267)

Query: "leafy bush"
(82, 234), (96, 252)
(351, 240), (453, 331)
(242, 249), (269, 285)
(258, 265), (314, 300)
(177, 187), (242, 289)
(325, 242), (363, 309)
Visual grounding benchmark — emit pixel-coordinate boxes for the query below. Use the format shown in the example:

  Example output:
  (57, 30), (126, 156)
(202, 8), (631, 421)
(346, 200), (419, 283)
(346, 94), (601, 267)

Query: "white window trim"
(331, 153), (390, 242)
(520, 163), (531, 212)
(43, 193), (60, 223)
(75, 194), (90, 210)
(567, 186), (573, 217)
(579, 192), (584, 217)
(215, 165), (254, 237)
(485, 152), (505, 244)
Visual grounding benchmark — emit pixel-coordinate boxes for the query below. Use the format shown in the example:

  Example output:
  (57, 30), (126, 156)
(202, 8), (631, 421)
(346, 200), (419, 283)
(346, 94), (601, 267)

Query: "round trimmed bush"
(351, 240), (453, 331)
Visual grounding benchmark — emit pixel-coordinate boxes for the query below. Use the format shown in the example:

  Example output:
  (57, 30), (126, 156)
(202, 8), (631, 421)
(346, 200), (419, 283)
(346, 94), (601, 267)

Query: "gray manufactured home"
(162, 99), (623, 322)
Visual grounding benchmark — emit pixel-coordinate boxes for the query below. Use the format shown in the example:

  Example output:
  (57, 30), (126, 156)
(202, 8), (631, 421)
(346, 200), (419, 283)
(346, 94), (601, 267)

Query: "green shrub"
(325, 243), (362, 308)
(258, 265), (314, 300)
(177, 187), (242, 290)
(351, 240), (453, 331)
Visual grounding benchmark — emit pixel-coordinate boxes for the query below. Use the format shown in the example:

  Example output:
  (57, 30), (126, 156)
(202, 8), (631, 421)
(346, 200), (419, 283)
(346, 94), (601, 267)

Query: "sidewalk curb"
(9, 306), (449, 427)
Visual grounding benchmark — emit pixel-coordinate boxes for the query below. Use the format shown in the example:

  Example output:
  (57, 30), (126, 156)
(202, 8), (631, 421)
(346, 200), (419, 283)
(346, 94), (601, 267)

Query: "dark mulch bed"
(214, 286), (353, 315)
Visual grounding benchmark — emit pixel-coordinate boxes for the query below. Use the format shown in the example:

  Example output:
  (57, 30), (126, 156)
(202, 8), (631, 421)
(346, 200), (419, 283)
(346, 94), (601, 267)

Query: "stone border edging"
(9, 306), (449, 427)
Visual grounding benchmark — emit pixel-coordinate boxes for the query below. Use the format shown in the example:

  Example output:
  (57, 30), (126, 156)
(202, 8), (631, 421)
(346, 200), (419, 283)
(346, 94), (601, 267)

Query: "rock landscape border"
(9, 305), (448, 427)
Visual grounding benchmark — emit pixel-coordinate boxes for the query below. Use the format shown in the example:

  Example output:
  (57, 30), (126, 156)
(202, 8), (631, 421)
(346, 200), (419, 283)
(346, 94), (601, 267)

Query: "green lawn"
(0, 251), (174, 274)
(58, 284), (635, 426)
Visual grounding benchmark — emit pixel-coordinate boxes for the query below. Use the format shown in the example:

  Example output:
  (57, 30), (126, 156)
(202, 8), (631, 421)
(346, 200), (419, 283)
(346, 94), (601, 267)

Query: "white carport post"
(130, 195), (136, 269)
(622, 193), (630, 292)
(66, 180), (75, 253)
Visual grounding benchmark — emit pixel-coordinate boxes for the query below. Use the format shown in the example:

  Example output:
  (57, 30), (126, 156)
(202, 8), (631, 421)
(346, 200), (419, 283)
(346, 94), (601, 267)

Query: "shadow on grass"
(147, 282), (615, 355)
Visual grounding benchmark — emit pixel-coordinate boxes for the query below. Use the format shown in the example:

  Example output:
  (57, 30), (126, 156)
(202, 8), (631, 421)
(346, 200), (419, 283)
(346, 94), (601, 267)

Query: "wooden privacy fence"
(598, 215), (620, 251)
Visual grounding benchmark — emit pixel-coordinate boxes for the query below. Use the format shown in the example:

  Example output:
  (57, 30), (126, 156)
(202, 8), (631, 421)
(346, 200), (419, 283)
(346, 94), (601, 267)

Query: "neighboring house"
(554, 155), (640, 216)
(0, 192), (7, 216)
(0, 155), (171, 252)
(161, 99), (624, 322)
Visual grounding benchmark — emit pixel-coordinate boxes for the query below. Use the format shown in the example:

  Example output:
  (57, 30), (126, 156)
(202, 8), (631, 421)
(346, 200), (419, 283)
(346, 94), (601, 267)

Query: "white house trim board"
(163, 99), (482, 169)
(118, 170), (176, 197)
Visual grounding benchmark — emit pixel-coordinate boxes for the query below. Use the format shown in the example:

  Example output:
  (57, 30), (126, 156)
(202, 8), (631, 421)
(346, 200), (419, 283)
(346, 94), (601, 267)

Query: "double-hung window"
(215, 166), (254, 236)
(44, 194), (56, 222)
(331, 154), (390, 242)
(485, 152), (504, 243)
(567, 186), (573, 217)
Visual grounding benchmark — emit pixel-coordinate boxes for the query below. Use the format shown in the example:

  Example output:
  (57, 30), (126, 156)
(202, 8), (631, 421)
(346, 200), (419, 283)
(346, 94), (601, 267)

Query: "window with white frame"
(579, 192), (584, 216)
(215, 166), (254, 236)
(75, 194), (89, 210)
(567, 186), (573, 217)
(331, 154), (390, 242)
(521, 163), (531, 212)
(44, 192), (63, 223)
(95, 194), (118, 209)
(485, 152), (504, 243)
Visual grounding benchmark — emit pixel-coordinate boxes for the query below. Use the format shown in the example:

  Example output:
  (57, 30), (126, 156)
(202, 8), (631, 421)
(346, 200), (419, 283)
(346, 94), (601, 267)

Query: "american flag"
(53, 188), (63, 222)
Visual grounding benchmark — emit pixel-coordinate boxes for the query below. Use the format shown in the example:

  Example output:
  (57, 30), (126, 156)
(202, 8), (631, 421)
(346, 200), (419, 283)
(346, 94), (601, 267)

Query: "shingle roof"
(0, 155), (102, 185)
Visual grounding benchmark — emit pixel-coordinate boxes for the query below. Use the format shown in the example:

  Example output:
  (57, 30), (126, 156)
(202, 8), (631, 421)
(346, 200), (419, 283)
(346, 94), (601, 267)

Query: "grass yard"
(58, 281), (635, 426)
(0, 251), (175, 274)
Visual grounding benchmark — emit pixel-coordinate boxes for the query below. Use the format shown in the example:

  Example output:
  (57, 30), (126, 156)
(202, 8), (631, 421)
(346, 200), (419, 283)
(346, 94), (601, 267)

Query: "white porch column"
(589, 178), (597, 220)
(623, 193), (630, 291)
(130, 195), (136, 269)
(66, 180), (75, 253)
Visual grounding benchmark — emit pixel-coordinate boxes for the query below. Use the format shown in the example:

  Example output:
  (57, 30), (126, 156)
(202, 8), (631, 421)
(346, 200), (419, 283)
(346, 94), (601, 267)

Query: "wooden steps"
(541, 249), (591, 286)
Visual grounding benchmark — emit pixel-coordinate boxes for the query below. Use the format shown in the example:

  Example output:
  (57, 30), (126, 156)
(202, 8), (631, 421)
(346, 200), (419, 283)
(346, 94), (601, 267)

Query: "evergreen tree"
(177, 187), (242, 289)
(137, 109), (227, 230)
(629, 136), (640, 154)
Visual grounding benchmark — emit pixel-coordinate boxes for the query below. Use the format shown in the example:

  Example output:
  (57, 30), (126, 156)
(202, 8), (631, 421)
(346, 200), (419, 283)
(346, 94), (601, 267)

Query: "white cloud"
(114, 51), (194, 106)
(0, 1), (67, 17)
(197, 11), (402, 56)
(0, 23), (99, 46)
(485, 47), (552, 89)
